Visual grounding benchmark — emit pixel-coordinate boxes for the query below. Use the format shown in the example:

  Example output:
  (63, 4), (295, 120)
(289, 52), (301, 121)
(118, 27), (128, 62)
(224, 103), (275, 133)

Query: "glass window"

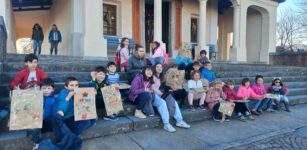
(191, 18), (198, 43)
(103, 4), (117, 35)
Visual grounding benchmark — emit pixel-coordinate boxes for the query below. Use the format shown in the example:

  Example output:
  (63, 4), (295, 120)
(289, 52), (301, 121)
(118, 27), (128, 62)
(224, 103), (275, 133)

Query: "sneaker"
(103, 115), (119, 121)
(199, 104), (206, 110)
(33, 144), (39, 150)
(176, 121), (191, 129)
(189, 105), (195, 112)
(238, 115), (247, 122)
(251, 110), (260, 116)
(134, 109), (147, 119)
(164, 124), (176, 133)
(246, 115), (255, 120)
(213, 116), (221, 122)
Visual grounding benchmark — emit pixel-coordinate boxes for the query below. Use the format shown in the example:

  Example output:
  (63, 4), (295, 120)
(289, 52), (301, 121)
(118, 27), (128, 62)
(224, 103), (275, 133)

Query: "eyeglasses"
(275, 82), (280, 83)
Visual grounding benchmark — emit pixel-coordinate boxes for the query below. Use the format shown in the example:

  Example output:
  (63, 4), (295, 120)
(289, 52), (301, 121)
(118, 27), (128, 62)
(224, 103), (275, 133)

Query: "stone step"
(1, 96), (307, 150)
(288, 88), (307, 96)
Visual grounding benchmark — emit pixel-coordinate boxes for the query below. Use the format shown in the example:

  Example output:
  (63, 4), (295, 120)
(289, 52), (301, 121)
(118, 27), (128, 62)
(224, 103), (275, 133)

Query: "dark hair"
(191, 70), (201, 80)
(120, 37), (129, 49)
(200, 50), (207, 55)
(52, 24), (58, 31)
(33, 23), (41, 29)
(272, 78), (283, 86)
(65, 77), (78, 86)
(152, 41), (160, 55)
(193, 61), (201, 66)
(41, 78), (55, 88)
(241, 78), (250, 86)
(153, 63), (164, 79)
(24, 53), (38, 62)
(107, 61), (117, 68)
(226, 80), (235, 86)
(135, 44), (144, 51)
(255, 75), (264, 82)
(95, 66), (107, 73)
(141, 66), (154, 84)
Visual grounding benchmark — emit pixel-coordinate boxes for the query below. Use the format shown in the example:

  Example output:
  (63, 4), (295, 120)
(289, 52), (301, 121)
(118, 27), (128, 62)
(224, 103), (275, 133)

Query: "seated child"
(57, 77), (96, 135)
(237, 78), (266, 116)
(27, 78), (58, 149)
(185, 61), (202, 80)
(106, 62), (120, 85)
(201, 62), (216, 83)
(251, 75), (274, 112)
(266, 78), (290, 112)
(205, 80), (230, 121)
(223, 80), (253, 121)
(187, 71), (206, 111)
(198, 50), (210, 65)
(9, 53), (47, 90)
(89, 66), (118, 121)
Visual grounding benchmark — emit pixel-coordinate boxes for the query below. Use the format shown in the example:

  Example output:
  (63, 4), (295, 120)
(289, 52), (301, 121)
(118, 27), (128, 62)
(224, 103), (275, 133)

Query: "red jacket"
(223, 85), (239, 101)
(9, 68), (47, 89)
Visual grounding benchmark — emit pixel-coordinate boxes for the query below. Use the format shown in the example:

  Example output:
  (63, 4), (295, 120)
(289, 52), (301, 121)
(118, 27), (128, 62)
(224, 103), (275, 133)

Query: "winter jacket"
(9, 68), (47, 90)
(201, 68), (216, 83)
(237, 86), (262, 100)
(127, 54), (146, 76)
(251, 84), (266, 95)
(32, 28), (44, 41)
(129, 74), (152, 102)
(43, 94), (58, 120)
(48, 30), (62, 42)
(223, 85), (239, 101)
(266, 85), (288, 96)
(205, 87), (227, 110)
(57, 89), (74, 119)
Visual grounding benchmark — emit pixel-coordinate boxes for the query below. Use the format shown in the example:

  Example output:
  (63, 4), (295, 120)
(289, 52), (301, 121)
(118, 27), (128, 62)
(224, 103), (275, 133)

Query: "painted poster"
(101, 85), (124, 116)
(166, 68), (185, 90)
(218, 101), (235, 117)
(74, 88), (97, 121)
(179, 47), (192, 59)
(9, 89), (43, 130)
(119, 83), (131, 90)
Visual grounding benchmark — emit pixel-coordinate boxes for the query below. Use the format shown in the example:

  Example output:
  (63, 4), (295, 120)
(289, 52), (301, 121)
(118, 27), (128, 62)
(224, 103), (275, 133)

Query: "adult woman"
(32, 23), (44, 55)
(48, 24), (62, 55)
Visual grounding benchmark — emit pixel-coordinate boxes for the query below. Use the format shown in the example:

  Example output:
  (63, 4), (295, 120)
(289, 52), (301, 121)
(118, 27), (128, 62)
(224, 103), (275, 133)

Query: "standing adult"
(32, 23), (44, 55)
(48, 24), (62, 55)
(127, 45), (147, 83)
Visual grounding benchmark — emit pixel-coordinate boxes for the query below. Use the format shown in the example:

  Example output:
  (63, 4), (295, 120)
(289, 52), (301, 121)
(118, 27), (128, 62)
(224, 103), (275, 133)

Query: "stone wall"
(269, 52), (307, 66)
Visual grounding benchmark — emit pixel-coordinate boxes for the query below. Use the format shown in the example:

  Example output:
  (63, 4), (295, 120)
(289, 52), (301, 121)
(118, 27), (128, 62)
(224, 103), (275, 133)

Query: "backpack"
(115, 50), (121, 66)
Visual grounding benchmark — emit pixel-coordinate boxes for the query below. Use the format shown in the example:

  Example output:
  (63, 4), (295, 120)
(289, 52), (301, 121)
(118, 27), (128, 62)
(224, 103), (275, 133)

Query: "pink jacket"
(152, 47), (164, 58)
(251, 84), (266, 95)
(237, 86), (262, 100)
(117, 46), (129, 64)
(205, 88), (227, 110)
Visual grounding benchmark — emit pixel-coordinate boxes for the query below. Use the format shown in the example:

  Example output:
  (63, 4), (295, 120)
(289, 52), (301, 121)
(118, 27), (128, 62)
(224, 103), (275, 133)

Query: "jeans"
(149, 57), (164, 65)
(246, 100), (262, 111)
(50, 41), (59, 55)
(153, 94), (175, 125)
(259, 98), (273, 110)
(234, 102), (249, 115)
(63, 116), (96, 135)
(33, 40), (43, 55)
(275, 95), (290, 110)
(135, 92), (151, 110)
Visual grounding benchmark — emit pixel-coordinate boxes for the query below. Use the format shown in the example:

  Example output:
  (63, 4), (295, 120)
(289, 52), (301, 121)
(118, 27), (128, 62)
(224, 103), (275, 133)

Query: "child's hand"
(145, 88), (152, 93)
(57, 111), (64, 116)
(66, 91), (75, 100)
(90, 71), (97, 80)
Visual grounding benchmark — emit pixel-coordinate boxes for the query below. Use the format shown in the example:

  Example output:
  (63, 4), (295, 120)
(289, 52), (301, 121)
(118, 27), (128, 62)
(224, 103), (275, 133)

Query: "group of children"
(7, 51), (291, 149)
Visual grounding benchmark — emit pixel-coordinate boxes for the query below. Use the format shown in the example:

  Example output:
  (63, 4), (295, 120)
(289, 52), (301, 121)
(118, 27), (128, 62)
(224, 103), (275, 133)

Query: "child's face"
(256, 78), (264, 84)
(193, 65), (200, 71)
(193, 73), (200, 80)
(145, 69), (153, 78)
(155, 64), (163, 74)
(244, 81), (250, 87)
(41, 85), (54, 96)
(204, 63), (212, 70)
(124, 39), (129, 46)
(65, 81), (79, 91)
(25, 60), (38, 71)
(96, 71), (106, 82)
(108, 65), (117, 74)
(214, 84), (223, 90)
(229, 84), (235, 89)
(274, 80), (281, 86)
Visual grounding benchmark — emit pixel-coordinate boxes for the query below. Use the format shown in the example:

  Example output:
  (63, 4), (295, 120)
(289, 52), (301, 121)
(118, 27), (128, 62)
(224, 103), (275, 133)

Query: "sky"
(277, 0), (297, 16)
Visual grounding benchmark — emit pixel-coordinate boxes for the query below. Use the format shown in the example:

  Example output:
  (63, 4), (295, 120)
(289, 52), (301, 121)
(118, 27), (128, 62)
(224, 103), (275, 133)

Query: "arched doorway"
(246, 5), (270, 62)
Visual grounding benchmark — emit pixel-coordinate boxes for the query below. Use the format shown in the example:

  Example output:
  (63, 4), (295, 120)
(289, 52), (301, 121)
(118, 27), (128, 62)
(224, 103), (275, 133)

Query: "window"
(103, 4), (117, 35)
(191, 18), (198, 43)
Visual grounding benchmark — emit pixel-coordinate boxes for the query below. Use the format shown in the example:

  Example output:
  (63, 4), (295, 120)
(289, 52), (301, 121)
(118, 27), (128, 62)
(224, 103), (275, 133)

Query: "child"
(205, 80), (230, 121)
(267, 78), (290, 112)
(149, 41), (164, 65)
(185, 61), (202, 80)
(251, 75), (274, 112)
(57, 77), (95, 135)
(201, 62), (216, 83)
(106, 62), (120, 85)
(117, 37), (130, 72)
(152, 63), (190, 130)
(198, 50), (210, 65)
(27, 78), (58, 149)
(223, 80), (252, 121)
(187, 71), (206, 111)
(237, 78), (266, 116)
(89, 66), (118, 121)
(9, 53), (47, 90)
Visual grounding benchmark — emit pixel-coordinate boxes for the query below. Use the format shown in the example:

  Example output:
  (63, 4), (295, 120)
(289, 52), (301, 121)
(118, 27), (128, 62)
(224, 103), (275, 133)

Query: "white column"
(198, 0), (208, 50)
(83, 0), (107, 58)
(154, 0), (162, 42)
(70, 0), (84, 56)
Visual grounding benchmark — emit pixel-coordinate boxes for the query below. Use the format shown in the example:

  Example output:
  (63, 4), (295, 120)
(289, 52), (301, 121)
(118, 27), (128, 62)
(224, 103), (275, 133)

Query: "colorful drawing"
(74, 88), (97, 121)
(218, 101), (235, 117)
(9, 89), (43, 130)
(166, 68), (185, 90)
(101, 85), (124, 116)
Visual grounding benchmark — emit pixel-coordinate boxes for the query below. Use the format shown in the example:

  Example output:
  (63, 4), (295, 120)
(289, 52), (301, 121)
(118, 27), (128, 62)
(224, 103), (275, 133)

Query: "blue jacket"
(57, 89), (74, 119)
(48, 30), (62, 42)
(201, 68), (217, 83)
(43, 94), (57, 120)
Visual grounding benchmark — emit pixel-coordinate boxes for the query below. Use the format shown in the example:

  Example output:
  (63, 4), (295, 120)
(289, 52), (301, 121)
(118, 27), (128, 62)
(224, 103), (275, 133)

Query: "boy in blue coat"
(201, 62), (217, 83)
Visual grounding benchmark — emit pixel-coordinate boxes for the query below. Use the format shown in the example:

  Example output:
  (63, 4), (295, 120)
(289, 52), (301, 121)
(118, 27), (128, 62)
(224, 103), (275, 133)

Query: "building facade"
(0, 0), (284, 63)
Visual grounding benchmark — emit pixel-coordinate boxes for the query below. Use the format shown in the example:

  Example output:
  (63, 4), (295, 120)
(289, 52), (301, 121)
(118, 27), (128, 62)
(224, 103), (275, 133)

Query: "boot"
(284, 101), (291, 112)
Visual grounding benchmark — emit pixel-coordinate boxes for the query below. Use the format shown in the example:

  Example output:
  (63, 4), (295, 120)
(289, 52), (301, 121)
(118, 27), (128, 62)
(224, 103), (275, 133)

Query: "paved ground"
(83, 104), (307, 150)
